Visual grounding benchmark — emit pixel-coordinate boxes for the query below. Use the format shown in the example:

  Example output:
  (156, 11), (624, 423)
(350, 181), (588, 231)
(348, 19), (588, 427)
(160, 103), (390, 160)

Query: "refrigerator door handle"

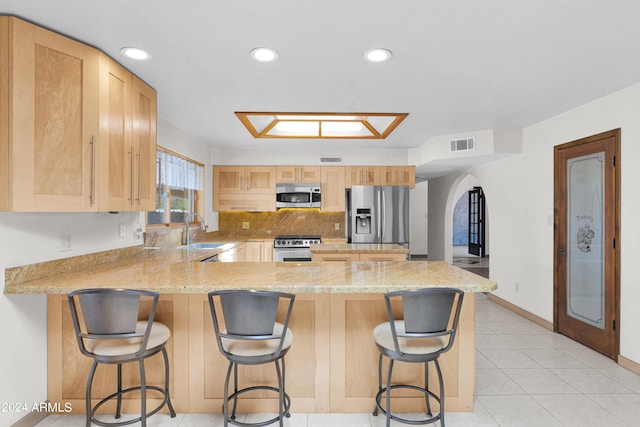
(377, 190), (385, 243)
(381, 189), (386, 240)
(377, 189), (382, 240)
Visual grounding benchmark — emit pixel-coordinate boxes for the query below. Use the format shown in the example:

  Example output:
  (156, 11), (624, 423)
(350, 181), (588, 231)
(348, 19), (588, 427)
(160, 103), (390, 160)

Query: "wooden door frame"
(553, 129), (620, 360)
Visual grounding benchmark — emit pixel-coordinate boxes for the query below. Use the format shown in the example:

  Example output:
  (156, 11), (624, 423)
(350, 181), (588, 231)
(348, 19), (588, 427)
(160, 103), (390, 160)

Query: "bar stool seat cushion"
(85, 321), (171, 357)
(222, 322), (293, 357)
(374, 321), (446, 355)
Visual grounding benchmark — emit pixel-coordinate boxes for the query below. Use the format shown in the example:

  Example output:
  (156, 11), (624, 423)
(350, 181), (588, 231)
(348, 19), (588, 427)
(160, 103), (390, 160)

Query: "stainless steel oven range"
(273, 235), (321, 262)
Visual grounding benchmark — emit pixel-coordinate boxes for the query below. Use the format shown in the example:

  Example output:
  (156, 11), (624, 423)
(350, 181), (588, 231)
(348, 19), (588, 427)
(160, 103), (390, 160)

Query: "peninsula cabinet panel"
(329, 293), (475, 412)
(2, 17), (100, 211)
(47, 294), (190, 414)
(188, 294), (331, 413)
(321, 166), (346, 211)
(48, 292), (474, 414)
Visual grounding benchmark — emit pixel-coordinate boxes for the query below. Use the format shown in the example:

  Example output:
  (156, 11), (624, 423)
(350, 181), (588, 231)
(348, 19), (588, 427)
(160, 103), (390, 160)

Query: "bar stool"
(372, 288), (464, 427)
(208, 290), (295, 427)
(68, 289), (176, 427)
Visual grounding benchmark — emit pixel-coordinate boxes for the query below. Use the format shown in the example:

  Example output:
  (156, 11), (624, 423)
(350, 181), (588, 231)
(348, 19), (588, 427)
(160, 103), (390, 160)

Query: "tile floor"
(35, 294), (640, 427)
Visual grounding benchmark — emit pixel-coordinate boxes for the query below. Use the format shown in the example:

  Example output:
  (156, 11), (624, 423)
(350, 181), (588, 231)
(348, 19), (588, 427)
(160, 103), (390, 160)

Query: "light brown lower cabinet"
(47, 292), (475, 414)
(313, 253), (407, 262)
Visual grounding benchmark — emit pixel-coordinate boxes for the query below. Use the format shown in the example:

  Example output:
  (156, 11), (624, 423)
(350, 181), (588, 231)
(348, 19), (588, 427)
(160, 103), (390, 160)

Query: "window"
(147, 148), (204, 226)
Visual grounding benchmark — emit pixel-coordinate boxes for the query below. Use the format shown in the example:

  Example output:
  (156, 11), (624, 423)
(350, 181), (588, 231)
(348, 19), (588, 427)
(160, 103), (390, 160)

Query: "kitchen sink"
(177, 243), (225, 250)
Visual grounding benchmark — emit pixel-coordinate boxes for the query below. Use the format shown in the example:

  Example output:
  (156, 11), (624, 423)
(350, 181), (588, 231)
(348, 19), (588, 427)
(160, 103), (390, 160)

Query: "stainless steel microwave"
(276, 184), (321, 209)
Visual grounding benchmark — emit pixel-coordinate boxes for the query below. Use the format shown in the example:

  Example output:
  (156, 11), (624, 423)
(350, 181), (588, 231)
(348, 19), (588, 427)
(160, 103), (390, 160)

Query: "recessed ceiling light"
(250, 47), (279, 63)
(363, 48), (392, 63)
(120, 47), (152, 61)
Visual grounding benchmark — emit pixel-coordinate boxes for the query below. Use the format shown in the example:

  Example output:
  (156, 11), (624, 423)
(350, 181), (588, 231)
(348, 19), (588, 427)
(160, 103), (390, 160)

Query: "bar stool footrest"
(373, 384), (441, 425)
(224, 385), (291, 427)
(90, 385), (175, 427)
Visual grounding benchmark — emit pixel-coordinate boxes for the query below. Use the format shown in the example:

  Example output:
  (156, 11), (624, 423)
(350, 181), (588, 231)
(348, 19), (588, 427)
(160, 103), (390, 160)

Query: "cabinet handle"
(130, 147), (135, 205)
(137, 149), (142, 204)
(90, 135), (96, 206)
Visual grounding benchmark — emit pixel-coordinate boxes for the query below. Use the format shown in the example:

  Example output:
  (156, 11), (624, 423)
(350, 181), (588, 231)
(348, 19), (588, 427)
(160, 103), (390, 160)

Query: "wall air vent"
(450, 137), (475, 152)
(320, 156), (343, 164)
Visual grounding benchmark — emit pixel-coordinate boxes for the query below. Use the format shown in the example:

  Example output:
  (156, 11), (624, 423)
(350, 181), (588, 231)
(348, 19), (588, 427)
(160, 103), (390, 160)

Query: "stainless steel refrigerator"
(345, 185), (410, 250)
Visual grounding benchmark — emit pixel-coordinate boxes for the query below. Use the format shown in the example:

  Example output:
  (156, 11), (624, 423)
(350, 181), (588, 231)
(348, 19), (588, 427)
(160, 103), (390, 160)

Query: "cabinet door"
(262, 240), (274, 262)
(345, 166), (377, 187)
(214, 166), (244, 194)
(276, 166), (297, 184)
(377, 166), (416, 188)
(321, 166), (345, 211)
(131, 76), (157, 211)
(244, 166), (276, 194)
(98, 55), (132, 211)
(10, 18), (99, 211)
(276, 166), (320, 184)
(244, 241), (263, 262)
(377, 166), (397, 186)
(298, 166), (321, 184)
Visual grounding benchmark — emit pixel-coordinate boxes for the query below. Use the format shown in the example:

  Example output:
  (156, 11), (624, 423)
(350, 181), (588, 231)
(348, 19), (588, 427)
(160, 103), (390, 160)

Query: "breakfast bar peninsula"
(5, 248), (496, 415)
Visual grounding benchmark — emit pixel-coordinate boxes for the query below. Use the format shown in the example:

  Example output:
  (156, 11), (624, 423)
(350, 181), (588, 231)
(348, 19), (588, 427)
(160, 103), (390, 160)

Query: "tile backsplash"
(213, 209), (345, 239)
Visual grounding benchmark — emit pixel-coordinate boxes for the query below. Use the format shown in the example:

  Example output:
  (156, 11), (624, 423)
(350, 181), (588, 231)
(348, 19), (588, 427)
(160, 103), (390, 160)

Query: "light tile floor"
(36, 293), (640, 426)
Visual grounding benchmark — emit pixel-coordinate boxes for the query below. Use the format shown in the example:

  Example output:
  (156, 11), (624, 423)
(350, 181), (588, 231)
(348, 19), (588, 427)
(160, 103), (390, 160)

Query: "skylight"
(235, 112), (408, 139)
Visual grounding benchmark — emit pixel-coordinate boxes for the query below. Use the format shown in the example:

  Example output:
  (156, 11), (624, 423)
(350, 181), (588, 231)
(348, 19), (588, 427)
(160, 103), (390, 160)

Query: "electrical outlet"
(335, 223), (340, 231)
(134, 228), (143, 243)
(119, 223), (126, 238)
(242, 222), (250, 229)
(60, 234), (72, 252)
(515, 282), (520, 292)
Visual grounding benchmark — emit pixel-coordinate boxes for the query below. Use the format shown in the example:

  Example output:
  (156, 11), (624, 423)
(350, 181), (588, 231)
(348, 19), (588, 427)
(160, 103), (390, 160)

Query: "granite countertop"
(4, 240), (497, 295)
(310, 243), (409, 254)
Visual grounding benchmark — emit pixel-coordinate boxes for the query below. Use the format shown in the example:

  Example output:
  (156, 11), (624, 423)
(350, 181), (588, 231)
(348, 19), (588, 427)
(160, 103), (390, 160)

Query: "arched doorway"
(445, 175), (490, 278)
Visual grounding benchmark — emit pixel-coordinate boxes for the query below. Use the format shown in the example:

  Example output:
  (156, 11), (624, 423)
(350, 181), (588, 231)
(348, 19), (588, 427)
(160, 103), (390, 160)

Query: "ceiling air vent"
(450, 137), (475, 152)
(320, 156), (343, 164)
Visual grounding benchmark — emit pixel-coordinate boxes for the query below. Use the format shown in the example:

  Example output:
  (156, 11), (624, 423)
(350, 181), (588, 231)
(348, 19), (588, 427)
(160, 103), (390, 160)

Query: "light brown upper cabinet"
(377, 166), (416, 188)
(213, 166), (276, 211)
(0, 16), (157, 212)
(345, 166), (378, 187)
(130, 75), (157, 211)
(321, 166), (346, 211)
(1, 16), (100, 211)
(276, 166), (321, 184)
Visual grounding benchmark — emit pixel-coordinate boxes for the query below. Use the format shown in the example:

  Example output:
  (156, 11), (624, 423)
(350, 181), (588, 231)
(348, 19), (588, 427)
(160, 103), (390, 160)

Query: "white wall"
(214, 146), (410, 166)
(0, 211), (141, 425)
(0, 119), (211, 425)
(430, 81), (640, 365)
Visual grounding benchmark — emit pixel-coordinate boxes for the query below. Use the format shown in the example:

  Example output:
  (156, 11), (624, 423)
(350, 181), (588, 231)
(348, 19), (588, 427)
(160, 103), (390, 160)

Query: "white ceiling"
(3, 0), (640, 173)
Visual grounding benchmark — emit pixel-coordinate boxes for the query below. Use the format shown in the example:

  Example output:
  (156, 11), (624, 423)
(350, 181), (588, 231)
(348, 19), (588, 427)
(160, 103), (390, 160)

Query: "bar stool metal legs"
(208, 290), (295, 427)
(372, 288), (464, 427)
(68, 289), (176, 427)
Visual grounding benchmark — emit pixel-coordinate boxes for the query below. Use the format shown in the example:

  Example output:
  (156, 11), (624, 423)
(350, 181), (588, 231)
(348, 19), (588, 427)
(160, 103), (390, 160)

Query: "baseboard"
(10, 411), (49, 427)
(486, 293), (554, 331)
(619, 355), (640, 376)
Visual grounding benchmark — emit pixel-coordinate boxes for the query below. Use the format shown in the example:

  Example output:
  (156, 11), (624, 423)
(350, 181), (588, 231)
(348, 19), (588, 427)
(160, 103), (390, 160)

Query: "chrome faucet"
(185, 212), (205, 245)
